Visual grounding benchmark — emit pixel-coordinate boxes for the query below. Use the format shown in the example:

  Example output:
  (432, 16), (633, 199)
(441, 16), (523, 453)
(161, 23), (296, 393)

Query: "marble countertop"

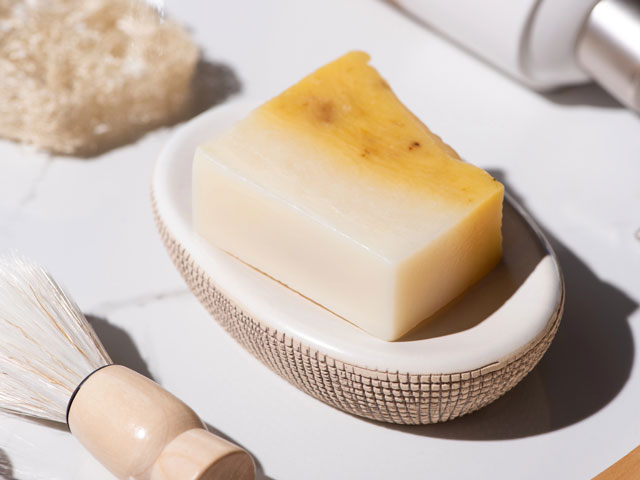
(0, 1), (638, 479)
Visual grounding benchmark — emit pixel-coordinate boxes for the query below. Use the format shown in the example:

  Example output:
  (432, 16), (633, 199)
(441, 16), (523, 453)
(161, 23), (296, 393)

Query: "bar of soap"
(193, 52), (504, 341)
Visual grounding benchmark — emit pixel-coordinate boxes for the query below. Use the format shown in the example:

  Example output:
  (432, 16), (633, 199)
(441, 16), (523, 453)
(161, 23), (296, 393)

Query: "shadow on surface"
(204, 423), (276, 480)
(401, 198), (544, 341)
(85, 315), (280, 476)
(542, 82), (623, 110)
(0, 448), (18, 480)
(85, 315), (154, 380)
(381, 170), (636, 440)
(74, 56), (241, 158)
(179, 58), (242, 120)
(83, 316), (275, 477)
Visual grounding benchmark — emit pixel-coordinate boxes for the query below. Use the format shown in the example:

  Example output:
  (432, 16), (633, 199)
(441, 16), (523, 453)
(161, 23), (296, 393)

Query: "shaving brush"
(0, 256), (255, 480)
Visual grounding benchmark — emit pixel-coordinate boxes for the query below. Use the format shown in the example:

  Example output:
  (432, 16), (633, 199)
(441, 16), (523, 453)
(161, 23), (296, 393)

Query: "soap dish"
(151, 102), (564, 425)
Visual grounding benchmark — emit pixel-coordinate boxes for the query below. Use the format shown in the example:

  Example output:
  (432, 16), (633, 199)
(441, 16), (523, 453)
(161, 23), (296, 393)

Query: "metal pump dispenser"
(577, 0), (640, 112)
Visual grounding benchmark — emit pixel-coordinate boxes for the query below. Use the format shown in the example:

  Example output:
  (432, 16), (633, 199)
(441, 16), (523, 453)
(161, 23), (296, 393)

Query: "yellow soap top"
(259, 51), (501, 205)
(194, 51), (505, 340)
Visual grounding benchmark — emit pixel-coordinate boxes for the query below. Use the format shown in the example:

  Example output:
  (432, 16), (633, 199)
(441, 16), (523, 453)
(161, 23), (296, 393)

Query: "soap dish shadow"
(375, 170), (635, 440)
(3, 315), (153, 434)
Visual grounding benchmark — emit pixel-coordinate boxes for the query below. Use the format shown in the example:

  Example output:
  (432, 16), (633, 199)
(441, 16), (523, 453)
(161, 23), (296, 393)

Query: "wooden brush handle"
(594, 445), (640, 479)
(67, 365), (255, 480)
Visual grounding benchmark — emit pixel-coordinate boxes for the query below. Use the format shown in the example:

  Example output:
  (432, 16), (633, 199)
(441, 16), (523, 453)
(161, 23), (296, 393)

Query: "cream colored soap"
(193, 52), (504, 341)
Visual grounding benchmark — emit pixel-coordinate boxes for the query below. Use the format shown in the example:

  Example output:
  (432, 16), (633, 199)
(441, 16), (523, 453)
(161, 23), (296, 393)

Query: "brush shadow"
(0, 448), (18, 480)
(83, 316), (279, 476)
(0, 315), (151, 434)
(85, 315), (154, 380)
(203, 422), (276, 480)
(374, 170), (635, 440)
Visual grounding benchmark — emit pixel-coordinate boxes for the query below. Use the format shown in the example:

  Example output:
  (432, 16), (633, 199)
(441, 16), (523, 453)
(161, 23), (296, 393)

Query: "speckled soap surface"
(193, 52), (504, 341)
(0, 1), (639, 479)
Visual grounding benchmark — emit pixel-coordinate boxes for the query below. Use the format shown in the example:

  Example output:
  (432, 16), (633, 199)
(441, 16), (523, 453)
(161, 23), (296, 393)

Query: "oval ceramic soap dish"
(151, 102), (564, 425)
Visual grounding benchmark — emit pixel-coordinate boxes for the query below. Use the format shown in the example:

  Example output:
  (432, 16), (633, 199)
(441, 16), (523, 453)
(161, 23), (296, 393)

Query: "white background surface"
(0, 1), (638, 479)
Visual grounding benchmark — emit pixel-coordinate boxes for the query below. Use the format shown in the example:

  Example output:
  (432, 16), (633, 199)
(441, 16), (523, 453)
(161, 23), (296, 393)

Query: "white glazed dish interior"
(152, 101), (563, 376)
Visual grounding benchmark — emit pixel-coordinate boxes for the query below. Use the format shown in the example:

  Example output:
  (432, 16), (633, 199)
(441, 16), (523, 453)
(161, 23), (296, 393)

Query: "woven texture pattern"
(153, 197), (563, 424)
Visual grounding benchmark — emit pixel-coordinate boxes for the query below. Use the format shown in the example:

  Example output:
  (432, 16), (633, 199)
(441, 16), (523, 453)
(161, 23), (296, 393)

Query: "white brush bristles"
(0, 256), (111, 423)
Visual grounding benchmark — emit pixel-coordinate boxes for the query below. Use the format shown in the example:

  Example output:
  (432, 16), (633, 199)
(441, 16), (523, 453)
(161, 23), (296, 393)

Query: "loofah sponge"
(0, 0), (198, 156)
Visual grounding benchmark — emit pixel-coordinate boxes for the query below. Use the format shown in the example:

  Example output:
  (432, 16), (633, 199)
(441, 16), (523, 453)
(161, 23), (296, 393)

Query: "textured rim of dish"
(151, 101), (564, 425)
